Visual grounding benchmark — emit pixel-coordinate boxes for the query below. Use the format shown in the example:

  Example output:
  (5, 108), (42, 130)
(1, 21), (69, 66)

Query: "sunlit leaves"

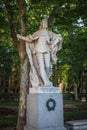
(0, 0), (87, 92)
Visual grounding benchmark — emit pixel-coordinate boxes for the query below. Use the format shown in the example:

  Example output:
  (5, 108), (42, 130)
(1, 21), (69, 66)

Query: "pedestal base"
(65, 120), (87, 130)
(24, 87), (66, 130)
(24, 126), (66, 130)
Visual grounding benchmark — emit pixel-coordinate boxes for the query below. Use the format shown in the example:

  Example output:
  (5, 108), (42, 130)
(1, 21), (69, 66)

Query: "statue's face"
(41, 19), (48, 29)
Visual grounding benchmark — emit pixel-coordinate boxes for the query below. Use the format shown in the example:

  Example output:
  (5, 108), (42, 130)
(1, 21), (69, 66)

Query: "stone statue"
(17, 19), (63, 87)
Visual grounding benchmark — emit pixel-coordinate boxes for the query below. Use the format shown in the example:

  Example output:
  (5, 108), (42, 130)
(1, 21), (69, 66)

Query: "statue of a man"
(17, 19), (63, 87)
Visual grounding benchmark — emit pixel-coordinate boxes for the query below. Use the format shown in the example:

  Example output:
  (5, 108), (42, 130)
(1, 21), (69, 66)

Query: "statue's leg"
(44, 52), (50, 67)
(36, 53), (51, 86)
(44, 52), (52, 78)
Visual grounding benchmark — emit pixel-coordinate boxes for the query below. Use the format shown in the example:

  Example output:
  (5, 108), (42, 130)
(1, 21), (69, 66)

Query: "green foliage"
(0, 0), (87, 93)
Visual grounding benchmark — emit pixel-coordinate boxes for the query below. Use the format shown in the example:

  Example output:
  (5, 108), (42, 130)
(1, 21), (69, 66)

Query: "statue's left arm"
(48, 31), (63, 50)
(48, 31), (63, 64)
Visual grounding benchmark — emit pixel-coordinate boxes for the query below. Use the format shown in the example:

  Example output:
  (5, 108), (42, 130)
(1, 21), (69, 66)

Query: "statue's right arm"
(17, 34), (30, 42)
(17, 32), (39, 43)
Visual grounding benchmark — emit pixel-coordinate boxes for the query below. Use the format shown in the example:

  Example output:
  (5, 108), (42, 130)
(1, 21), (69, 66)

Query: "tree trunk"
(74, 84), (79, 101)
(17, 58), (29, 130)
(16, 1), (29, 130)
(4, 0), (29, 130)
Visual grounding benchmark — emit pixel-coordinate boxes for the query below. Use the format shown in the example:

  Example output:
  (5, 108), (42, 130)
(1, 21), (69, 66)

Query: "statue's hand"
(28, 35), (34, 42)
(28, 35), (39, 42)
(17, 34), (21, 40)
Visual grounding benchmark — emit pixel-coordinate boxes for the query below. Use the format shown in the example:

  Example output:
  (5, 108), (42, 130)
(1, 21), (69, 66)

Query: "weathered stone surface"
(66, 120), (87, 130)
(24, 87), (66, 130)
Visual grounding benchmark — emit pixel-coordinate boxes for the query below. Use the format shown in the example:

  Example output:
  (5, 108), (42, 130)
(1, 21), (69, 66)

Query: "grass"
(0, 101), (18, 106)
(0, 100), (18, 127)
(64, 110), (87, 121)
(64, 100), (87, 105)
(64, 100), (87, 121)
(0, 115), (17, 127)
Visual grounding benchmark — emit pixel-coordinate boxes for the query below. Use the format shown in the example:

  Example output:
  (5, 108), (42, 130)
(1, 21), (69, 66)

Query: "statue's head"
(40, 19), (48, 29)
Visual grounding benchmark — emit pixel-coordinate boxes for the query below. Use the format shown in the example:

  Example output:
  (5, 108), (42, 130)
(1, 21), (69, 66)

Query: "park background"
(0, 0), (87, 130)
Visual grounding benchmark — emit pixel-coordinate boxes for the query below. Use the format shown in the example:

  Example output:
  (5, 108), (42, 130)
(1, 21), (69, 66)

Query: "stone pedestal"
(66, 120), (87, 130)
(24, 87), (66, 130)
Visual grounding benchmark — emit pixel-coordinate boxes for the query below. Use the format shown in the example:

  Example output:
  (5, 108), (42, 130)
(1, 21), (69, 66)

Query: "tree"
(0, 0), (87, 129)
(3, 0), (28, 130)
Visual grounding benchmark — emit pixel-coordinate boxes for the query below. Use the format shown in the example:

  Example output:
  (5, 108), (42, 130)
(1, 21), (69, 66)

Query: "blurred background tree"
(0, 0), (87, 129)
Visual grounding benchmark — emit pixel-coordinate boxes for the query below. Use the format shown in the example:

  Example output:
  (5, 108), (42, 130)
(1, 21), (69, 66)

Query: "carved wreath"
(46, 98), (56, 111)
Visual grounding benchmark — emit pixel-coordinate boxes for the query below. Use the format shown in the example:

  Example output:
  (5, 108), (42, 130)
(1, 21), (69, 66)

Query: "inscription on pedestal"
(29, 87), (61, 93)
